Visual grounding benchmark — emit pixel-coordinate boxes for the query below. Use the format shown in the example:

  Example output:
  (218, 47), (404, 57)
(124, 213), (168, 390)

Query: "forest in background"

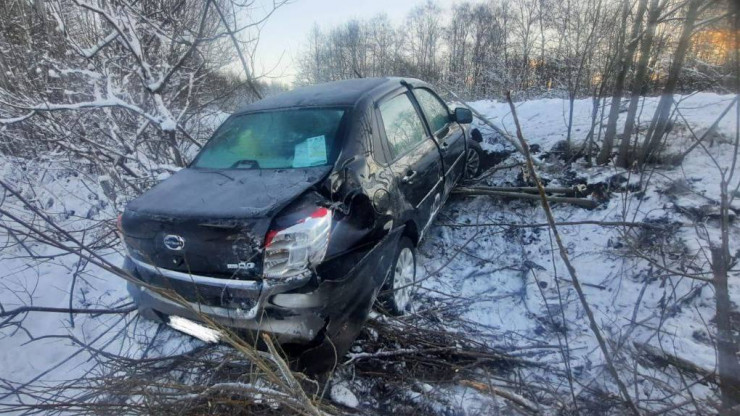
(0, 0), (736, 174)
(298, 0), (736, 168)
(297, 0), (734, 99)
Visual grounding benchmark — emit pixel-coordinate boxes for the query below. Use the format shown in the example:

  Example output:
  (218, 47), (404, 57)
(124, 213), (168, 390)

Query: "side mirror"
(453, 107), (473, 124)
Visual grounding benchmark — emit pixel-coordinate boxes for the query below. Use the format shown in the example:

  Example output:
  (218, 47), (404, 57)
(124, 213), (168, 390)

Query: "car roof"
(234, 77), (421, 113)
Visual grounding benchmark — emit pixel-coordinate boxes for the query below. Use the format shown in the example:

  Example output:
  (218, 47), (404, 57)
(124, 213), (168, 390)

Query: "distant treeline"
(295, 0), (734, 100)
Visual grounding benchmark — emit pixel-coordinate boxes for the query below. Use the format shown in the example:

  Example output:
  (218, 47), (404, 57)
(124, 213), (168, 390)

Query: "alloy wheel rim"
(466, 149), (480, 178)
(393, 247), (415, 312)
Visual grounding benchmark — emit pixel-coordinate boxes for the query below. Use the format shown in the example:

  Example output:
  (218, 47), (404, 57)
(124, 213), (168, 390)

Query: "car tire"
(464, 141), (483, 179)
(378, 237), (416, 316)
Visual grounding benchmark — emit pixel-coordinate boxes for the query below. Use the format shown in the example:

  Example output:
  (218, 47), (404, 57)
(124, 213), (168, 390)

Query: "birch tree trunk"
(596, 0), (648, 165)
(616, 0), (662, 168)
(714, 1), (740, 409)
(638, 0), (701, 166)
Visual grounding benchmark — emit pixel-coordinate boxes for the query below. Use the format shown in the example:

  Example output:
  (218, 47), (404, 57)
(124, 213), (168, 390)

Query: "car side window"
(414, 88), (450, 133)
(379, 93), (428, 160)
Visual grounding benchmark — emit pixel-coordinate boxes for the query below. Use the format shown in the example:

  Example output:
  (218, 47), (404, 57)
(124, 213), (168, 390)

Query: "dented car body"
(120, 77), (477, 370)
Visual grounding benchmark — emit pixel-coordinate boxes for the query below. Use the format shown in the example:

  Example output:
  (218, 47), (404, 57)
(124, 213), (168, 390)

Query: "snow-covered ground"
(0, 159), (200, 410)
(1, 93), (737, 414)
(338, 93), (739, 413)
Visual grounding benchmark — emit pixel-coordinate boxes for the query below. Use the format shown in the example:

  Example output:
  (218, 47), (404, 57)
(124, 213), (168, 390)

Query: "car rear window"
(192, 108), (346, 169)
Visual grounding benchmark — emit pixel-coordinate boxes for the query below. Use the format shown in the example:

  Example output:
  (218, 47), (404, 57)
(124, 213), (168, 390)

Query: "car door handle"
(402, 170), (417, 183)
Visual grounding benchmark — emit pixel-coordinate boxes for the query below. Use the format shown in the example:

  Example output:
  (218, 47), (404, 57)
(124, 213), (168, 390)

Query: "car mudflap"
(293, 225), (404, 374)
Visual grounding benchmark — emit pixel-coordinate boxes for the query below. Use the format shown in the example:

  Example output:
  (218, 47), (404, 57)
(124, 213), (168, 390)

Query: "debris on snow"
(330, 382), (359, 408)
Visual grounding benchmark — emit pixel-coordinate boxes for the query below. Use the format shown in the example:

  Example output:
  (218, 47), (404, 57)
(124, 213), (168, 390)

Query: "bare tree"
(712, 0), (740, 408)
(447, 3), (472, 94)
(616, 0), (664, 167)
(511, 0), (540, 90)
(596, 0), (649, 165)
(404, 0), (443, 81)
(638, 0), (703, 165)
(555, 0), (611, 157)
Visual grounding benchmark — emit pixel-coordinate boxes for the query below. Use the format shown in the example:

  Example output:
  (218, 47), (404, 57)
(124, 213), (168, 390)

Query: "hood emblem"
(163, 234), (185, 251)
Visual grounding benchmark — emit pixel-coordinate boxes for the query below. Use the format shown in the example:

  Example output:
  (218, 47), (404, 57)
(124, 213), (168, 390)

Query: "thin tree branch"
(506, 90), (640, 416)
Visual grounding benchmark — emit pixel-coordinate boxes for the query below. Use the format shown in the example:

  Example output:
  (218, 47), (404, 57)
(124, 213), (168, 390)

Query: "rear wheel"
(378, 237), (416, 315)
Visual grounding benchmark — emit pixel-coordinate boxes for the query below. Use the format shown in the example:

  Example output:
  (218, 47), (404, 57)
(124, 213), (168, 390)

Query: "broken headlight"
(263, 207), (332, 279)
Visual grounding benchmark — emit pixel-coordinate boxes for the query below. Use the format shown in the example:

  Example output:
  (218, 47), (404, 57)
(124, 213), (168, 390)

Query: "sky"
(251, 0), (442, 85)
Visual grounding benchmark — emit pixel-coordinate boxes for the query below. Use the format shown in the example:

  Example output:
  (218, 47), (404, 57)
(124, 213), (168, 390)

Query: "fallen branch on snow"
(634, 341), (718, 384)
(460, 379), (539, 413)
(0, 304), (136, 319)
(344, 347), (456, 365)
(461, 185), (582, 195)
(454, 187), (598, 209)
(438, 220), (685, 230)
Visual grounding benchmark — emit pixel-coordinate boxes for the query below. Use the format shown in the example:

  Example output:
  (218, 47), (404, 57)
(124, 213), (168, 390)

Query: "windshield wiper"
(200, 170), (235, 181)
(230, 159), (261, 169)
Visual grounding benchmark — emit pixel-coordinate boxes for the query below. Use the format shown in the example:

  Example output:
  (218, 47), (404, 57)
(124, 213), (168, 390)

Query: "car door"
(411, 87), (467, 197)
(377, 91), (444, 234)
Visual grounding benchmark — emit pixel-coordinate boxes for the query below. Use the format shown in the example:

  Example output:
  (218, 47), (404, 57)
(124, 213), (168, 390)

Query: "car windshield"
(191, 108), (347, 169)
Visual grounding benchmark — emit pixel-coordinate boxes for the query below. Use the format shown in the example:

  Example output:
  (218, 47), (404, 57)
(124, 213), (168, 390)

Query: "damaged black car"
(120, 77), (481, 371)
